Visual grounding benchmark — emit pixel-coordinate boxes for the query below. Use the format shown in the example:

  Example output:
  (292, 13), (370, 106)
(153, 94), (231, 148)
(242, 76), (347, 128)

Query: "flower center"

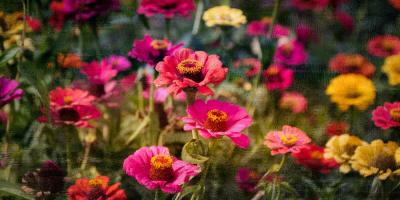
(89, 178), (104, 188)
(149, 155), (174, 181)
(204, 109), (228, 132)
(151, 40), (168, 50)
(281, 43), (293, 55)
(390, 108), (400, 122)
(58, 108), (80, 122)
(311, 151), (323, 160)
(381, 39), (394, 52)
(346, 91), (361, 99)
(63, 96), (73, 104)
(176, 59), (203, 82)
(266, 66), (280, 76)
(280, 134), (298, 146)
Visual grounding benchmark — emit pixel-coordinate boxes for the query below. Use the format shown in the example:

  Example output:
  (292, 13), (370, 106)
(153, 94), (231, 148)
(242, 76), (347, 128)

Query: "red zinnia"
(68, 176), (126, 200)
(138, 0), (196, 19)
(328, 53), (375, 77)
(367, 35), (400, 58)
(325, 121), (348, 137)
(292, 144), (338, 174)
(292, 0), (330, 11)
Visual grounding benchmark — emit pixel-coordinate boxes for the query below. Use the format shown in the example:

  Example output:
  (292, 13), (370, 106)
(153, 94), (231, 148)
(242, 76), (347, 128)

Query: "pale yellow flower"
(382, 54), (400, 86)
(203, 6), (247, 28)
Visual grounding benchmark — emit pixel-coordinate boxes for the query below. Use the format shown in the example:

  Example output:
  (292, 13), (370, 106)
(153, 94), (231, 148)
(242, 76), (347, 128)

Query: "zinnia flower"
(38, 87), (101, 128)
(154, 48), (228, 96)
(351, 140), (400, 180)
(367, 35), (400, 58)
(68, 176), (126, 200)
(49, 0), (66, 31)
(324, 134), (365, 173)
(62, 0), (120, 22)
(279, 91), (308, 113)
(103, 55), (131, 71)
(325, 74), (376, 111)
(0, 77), (24, 108)
(26, 16), (42, 32)
(137, 0), (195, 18)
(273, 38), (308, 66)
(295, 24), (317, 45)
(334, 11), (354, 33)
(292, 144), (338, 174)
(328, 53), (375, 77)
(203, 6), (247, 28)
(182, 99), (252, 148)
(81, 60), (118, 85)
(372, 102), (400, 129)
(233, 58), (262, 78)
(264, 125), (311, 155)
(292, 0), (330, 11)
(390, 0), (400, 10)
(57, 53), (82, 69)
(246, 17), (290, 38)
(325, 121), (348, 137)
(382, 54), (400, 86)
(235, 168), (260, 193)
(262, 64), (294, 91)
(123, 146), (200, 193)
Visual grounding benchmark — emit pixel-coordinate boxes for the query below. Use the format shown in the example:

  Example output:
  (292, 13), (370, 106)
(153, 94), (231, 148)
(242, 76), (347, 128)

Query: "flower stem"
(80, 144), (91, 170)
(192, 0), (204, 36)
(267, 0), (282, 39)
(65, 130), (72, 176)
(155, 189), (161, 200)
(149, 83), (155, 113)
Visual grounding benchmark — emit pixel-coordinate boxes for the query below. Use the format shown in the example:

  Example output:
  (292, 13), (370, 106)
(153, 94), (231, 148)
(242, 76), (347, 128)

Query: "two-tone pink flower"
(264, 125), (311, 155)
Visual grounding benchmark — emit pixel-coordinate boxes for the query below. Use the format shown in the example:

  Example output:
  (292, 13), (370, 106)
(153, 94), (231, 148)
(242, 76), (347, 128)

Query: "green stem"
(256, 155), (286, 188)
(65, 130), (72, 176)
(149, 83), (155, 113)
(165, 18), (171, 38)
(155, 189), (161, 200)
(267, 0), (282, 39)
(80, 144), (91, 170)
(197, 140), (216, 199)
(192, 0), (204, 36)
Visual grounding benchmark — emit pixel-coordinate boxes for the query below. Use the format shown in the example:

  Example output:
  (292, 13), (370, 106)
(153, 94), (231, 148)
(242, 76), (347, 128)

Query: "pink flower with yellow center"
(262, 64), (294, 91)
(154, 48), (228, 96)
(279, 91), (308, 113)
(123, 146), (200, 193)
(182, 99), (252, 148)
(367, 35), (400, 58)
(273, 38), (308, 66)
(372, 102), (400, 129)
(264, 125), (311, 155)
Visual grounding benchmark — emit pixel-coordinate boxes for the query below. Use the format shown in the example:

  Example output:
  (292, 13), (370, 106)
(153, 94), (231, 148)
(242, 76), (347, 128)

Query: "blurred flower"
(203, 6), (247, 28)
(49, 0), (67, 31)
(26, 16), (42, 32)
(279, 91), (308, 113)
(21, 161), (66, 199)
(68, 176), (126, 200)
(81, 60), (118, 85)
(0, 77), (24, 108)
(0, 111), (7, 125)
(103, 55), (131, 71)
(38, 87), (101, 128)
(367, 35), (400, 58)
(325, 74), (376, 111)
(325, 121), (348, 137)
(292, 0), (330, 11)
(233, 58), (262, 78)
(0, 12), (34, 51)
(274, 38), (308, 66)
(246, 17), (290, 38)
(154, 48), (228, 96)
(292, 144), (338, 174)
(372, 102), (400, 129)
(334, 11), (354, 33)
(328, 53), (375, 77)
(264, 125), (311, 155)
(235, 168), (260, 192)
(62, 0), (120, 22)
(325, 134), (366, 173)
(382, 54), (400, 86)
(295, 24), (317, 45)
(128, 34), (182, 66)
(57, 53), (82, 69)
(329, 0), (349, 9)
(262, 64), (293, 91)
(183, 99), (252, 148)
(389, 0), (400, 10)
(123, 146), (200, 193)
(137, 0), (195, 18)
(351, 140), (400, 180)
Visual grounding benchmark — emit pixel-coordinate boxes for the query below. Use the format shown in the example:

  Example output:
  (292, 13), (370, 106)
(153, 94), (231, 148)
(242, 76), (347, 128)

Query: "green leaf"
(0, 180), (35, 200)
(174, 185), (198, 200)
(138, 15), (150, 29)
(0, 47), (21, 67)
(181, 139), (209, 164)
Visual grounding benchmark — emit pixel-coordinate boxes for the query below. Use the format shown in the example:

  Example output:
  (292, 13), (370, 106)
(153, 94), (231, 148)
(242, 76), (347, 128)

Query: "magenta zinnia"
(372, 102), (400, 129)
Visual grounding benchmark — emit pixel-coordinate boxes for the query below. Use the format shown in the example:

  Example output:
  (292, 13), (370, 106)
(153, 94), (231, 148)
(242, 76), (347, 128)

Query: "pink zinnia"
(123, 146), (200, 193)
(62, 0), (120, 22)
(154, 48), (228, 96)
(182, 99), (252, 148)
(26, 16), (42, 32)
(292, 0), (330, 11)
(274, 38), (308, 66)
(367, 35), (400, 58)
(81, 60), (118, 85)
(372, 102), (400, 129)
(38, 87), (101, 128)
(246, 18), (290, 38)
(279, 92), (308, 113)
(0, 77), (24, 108)
(103, 55), (131, 71)
(264, 125), (311, 155)
(262, 64), (294, 91)
(295, 24), (317, 45)
(128, 35), (183, 66)
(233, 58), (262, 78)
(137, 0), (196, 19)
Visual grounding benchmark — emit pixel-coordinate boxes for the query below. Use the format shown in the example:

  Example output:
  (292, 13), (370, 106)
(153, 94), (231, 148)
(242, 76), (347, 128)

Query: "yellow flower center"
(390, 108), (400, 122)
(149, 155), (174, 181)
(176, 59), (203, 76)
(151, 40), (168, 50)
(63, 96), (73, 104)
(204, 109), (228, 132)
(88, 178), (104, 188)
(381, 39), (394, 51)
(280, 134), (298, 146)
(311, 151), (323, 160)
(266, 66), (280, 76)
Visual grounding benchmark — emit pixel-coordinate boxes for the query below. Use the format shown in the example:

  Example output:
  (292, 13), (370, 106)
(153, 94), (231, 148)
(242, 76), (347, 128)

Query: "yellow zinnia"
(351, 140), (400, 180)
(382, 54), (400, 86)
(324, 134), (366, 173)
(202, 6), (247, 28)
(325, 74), (376, 111)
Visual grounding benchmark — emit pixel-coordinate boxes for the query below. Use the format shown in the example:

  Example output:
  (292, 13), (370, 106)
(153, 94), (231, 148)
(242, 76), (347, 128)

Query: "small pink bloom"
(264, 125), (311, 155)
(81, 60), (118, 85)
(103, 55), (131, 71)
(262, 64), (294, 91)
(128, 35), (183, 66)
(234, 58), (262, 78)
(26, 16), (42, 32)
(292, 0), (330, 11)
(235, 168), (260, 193)
(367, 35), (400, 58)
(246, 19), (290, 38)
(295, 24), (317, 45)
(154, 48), (228, 96)
(279, 92), (308, 113)
(123, 146), (200, 193)
(274, 38), (308, 66)
(182, 99), (252, 148)
(334, 11), (354, 33)
(137, 0), (196, 19)
(372, 102), (400, 129)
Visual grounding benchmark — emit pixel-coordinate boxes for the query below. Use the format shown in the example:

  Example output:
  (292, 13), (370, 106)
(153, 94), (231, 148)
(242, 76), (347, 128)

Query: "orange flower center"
(204, 109), (228, 132)
(381, 39), (394, 51)
(177, 59), (203, 75)
(266, 66), (280, 76)
(151, 40), (168, 50)
(280, 134), (298, 146)
(311, 151), (323, 160)
(149, 155), (174, 181)
(63, 96), (73, 104)
(89, 178), (104, 188)
(261, 17), (272, 25)
(281, 43), (294, 55)
(390, 108), (400, 122)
